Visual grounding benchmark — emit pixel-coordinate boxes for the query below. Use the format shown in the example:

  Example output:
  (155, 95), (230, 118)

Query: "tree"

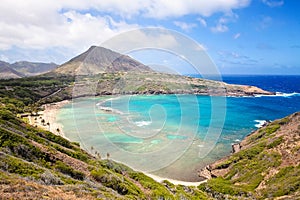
(96, 152), (101, 160)
(94, 151), (101, 159)
(46, 122), (50, 131)
(106, 152), (110, 160)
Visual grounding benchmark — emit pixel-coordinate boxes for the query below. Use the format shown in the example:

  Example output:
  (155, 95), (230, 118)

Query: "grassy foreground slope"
(0, 105), (209, 200)
(200, 112), (300, 199)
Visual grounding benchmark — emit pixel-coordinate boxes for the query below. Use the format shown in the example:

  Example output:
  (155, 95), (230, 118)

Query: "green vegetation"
(264, 124), (280, 135)
(200, 113), (300, 199)
(0, 153), (44, 178)
(55, 161), (85, 180)
(204, 150), (282, 198)
(249, 121), (281, 143)
(199, 177), (247, 196)
(267, 136), (283, 149)
(0, 104), (210, 199)
(0, 75), (74, 112)
(0, 72), (298, 199)
(91, 168), (144, 197)
(129, 172), (173, 199)
(262, 165), (300, 198)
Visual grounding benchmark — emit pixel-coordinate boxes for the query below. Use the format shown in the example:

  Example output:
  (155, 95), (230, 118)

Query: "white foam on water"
(134, 121), (152, 127)
(254, 120), (267, 128)
(98, 106), (123, 114)
(255, 92), (300, 98)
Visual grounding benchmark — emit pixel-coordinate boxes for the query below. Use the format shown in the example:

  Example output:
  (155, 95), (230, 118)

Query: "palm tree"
(96, 152), (101, 160)
(92, 151), (100, 159)
(46, 122), (50, 131)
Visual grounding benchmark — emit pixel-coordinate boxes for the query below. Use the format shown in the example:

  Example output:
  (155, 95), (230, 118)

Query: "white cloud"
(0, 0), (251, 62)
(218, 50), (258, 66)
(262, 0), (284, 7)
(0, 3), (138, 52)
(102, 29), (180, 53)
(143, 0), (250, 18)
(197, 17), (207, 27)
(233, 33), (241, 39)
(211, 12), (238, 33)
(174, 21), (197, 32)
(211, 24), (229, 33)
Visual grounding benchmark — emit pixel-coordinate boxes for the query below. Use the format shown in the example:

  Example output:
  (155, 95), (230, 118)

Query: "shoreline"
(29, 98), (205, 186)
(145, 173), (206, 186)
(28, 100), (70, 138)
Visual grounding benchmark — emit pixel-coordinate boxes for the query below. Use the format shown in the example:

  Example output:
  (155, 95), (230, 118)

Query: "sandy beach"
(28, 100), (70, 138)
(145, 173), (206, 186)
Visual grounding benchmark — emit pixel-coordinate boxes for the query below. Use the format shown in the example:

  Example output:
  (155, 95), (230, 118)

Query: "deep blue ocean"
(220, 75), (300, 93)
(58, 75), (300, 181)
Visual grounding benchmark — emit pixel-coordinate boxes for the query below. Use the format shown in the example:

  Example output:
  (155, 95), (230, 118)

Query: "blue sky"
(0, 0), (299, 74)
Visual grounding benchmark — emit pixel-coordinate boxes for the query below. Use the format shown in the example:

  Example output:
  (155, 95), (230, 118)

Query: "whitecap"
(98, 106), (123, 114)
(255, 92), (300, 98)
(254, 120), (267, 128)
(276, 92), (300, 97)
(134, 121), (152, 127)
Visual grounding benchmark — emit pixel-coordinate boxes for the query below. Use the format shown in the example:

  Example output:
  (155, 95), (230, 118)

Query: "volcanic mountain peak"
(54, 46), (152, 75)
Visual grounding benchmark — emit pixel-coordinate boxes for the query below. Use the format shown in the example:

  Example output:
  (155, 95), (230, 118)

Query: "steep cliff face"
(199, 112), (300, 199)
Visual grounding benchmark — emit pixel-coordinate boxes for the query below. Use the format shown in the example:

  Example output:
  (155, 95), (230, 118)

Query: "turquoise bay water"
(57, 76), (300, 181)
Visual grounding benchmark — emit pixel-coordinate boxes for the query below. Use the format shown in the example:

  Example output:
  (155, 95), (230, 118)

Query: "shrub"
(262, 165), (300, 198)
(0, 127), (52, 165)
(91, 169), (143, 197)
(39, 130), (72, 149)
(0, 108), (20, 124)
(55, 161), (85, 180)
(265, 124), (280, 135)
(100, 159), (132, 174)
(129, 172), (173, 199)
(40, 171), (63, 185)
(51, 144), (89, 162)
(201, 177), (246, 196)
(267, 137), (283, 149)
(0, 154), (44, 178)
(277, 117), (290, 125)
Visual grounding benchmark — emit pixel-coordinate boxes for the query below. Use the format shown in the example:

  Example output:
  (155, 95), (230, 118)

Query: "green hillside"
(0, 83), (299, 199)
(199, 112), (300, 199)
(0, 105), (209, 199)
